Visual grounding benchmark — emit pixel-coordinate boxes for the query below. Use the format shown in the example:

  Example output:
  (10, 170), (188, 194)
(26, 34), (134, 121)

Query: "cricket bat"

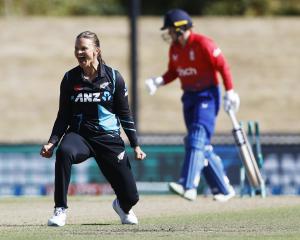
(227, 109), (264, 188)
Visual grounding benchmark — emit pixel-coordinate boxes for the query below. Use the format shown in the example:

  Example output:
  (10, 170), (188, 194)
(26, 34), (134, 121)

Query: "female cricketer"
(145, 9), (240, 201)
(40, 31), (146, 226)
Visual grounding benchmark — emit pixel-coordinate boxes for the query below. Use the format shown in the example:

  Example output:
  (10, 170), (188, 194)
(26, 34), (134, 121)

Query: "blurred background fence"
(1, 135), (300, 196)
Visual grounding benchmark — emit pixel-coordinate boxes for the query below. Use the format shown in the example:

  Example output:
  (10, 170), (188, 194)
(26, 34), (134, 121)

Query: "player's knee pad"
(204, 145), (224, 171)
(181, 125), (206, 189)
(185, 124), (207, 150)
(202, 146), (229, 195)
(181, 148), (204, 189)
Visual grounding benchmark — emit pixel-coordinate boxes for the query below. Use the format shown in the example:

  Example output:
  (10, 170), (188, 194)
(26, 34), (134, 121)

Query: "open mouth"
(77, 56), (86, 63)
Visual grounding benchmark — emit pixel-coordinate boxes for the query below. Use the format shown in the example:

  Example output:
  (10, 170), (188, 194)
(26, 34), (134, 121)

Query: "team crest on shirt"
(189, 50), (195, 61)
(172, 54), (178, 61)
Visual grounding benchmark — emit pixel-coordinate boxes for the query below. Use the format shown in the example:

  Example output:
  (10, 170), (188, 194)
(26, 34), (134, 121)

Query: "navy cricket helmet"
(161, 9), (193, 31)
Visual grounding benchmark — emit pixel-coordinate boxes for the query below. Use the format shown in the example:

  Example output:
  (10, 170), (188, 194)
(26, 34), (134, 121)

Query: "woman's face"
(168, 27), (188, 46)
(168, 27), (178, 42)
(74, 38), (99, 68)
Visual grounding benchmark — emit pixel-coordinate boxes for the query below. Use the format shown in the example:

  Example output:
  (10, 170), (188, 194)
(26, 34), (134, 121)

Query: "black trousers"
(54, 132), (139, 213)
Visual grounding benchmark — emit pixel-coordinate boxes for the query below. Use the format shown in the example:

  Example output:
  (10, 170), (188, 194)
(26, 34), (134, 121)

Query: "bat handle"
(227, 109), (240, 130)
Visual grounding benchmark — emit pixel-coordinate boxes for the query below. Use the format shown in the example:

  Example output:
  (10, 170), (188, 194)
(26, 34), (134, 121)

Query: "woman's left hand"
(134, 146), (146, 161)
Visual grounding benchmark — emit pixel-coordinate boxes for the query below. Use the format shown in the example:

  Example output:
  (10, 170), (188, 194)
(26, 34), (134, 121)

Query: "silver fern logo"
(117, 151), (125, 162)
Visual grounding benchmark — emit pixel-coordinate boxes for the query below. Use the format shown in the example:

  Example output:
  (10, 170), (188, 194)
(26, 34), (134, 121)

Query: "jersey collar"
(186, 31), (195, 45)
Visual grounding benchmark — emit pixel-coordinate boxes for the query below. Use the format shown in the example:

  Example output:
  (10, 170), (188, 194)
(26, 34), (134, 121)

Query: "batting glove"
(223, 89), (240, 113)
(145, 76), (164, 95)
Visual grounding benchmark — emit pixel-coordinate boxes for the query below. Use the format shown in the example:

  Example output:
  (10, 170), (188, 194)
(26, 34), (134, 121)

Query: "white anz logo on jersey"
(177, 67), (198, 77)
(74, 93), (101, 102)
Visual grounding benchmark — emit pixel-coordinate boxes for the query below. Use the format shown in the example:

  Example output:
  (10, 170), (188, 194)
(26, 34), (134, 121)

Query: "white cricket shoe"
(183, 188), (197, 201)
(213, 185), (236, 202)
(112, 199), (138, 225)
(47, 207), (67, 227)
(168, 182), (184, 195)
(168, 182), (197, 201)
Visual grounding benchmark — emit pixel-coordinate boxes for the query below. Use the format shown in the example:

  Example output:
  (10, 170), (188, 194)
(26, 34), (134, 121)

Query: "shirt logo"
(102, 91), (112, 101)
(213, 48), (221, 57)
(100, 82), (110, 89)
(117, 151), (125, 162)
(74, 92), (101, 102)
(177, 67), (197, 77)
(74, 84), (84, 91)
(172, 54), (178, 61)
(189, 50), (195, 61)
(124, 83), (128, 97)
(201, 103), (208, 109)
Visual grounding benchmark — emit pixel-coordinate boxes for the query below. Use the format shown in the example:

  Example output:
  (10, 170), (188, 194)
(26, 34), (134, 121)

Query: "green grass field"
(1, 195), (300, 240)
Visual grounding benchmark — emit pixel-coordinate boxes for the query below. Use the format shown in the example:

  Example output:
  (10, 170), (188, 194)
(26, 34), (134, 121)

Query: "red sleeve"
(203, 39), (233, 91)
(162, 46), (178, 85)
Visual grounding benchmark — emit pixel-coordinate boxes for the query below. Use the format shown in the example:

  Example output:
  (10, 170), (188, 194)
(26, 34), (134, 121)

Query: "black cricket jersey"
(48, 63), (138, 147)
